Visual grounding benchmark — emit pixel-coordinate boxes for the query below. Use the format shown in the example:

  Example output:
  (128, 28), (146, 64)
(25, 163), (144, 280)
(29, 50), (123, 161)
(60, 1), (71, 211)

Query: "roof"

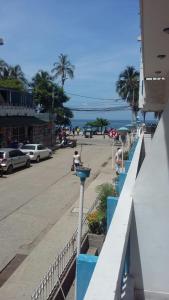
(0, 116), (48, 127)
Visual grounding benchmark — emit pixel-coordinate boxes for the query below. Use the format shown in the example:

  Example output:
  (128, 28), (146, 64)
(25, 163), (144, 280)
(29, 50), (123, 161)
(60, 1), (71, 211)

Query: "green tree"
(0, 78), (26, 91)
(31, 70), (73, 124)
(51, 53), (75, 88)
(31, 70), (53, 110)
(116, 66), (139, 121)
(55, 106), (73, 126)
(0, 59), (9, 79)
(0, 59), (27, 90)
(9, 65), (27, 84)
(96, 183), (116, 215)
(86, 118), (109, 134)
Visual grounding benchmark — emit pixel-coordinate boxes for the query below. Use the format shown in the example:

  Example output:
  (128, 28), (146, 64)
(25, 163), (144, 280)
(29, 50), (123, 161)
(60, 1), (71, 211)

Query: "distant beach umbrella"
(118, 126), (129, 132)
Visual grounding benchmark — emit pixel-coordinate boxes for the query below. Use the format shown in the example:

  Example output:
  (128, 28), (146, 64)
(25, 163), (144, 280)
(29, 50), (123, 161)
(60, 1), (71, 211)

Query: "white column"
(77, 180), (85, 256)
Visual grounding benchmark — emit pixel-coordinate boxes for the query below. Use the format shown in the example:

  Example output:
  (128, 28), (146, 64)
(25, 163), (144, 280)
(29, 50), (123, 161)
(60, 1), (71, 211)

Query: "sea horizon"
(71, 119), (134, 129)
(70, 118), (156, 129)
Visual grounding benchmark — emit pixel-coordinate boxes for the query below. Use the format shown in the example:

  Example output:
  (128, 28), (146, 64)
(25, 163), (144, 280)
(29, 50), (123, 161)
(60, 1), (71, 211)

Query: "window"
(0, 152), (4, 158)
(21, 145), (36, 150)
(9, 150), (18, 158)
(16, 150), (25, 156)
(38, 145), (45, 150)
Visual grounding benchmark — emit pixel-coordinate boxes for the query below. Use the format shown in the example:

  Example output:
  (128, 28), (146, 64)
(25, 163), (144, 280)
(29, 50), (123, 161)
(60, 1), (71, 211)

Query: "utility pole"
(51, 87), (55, 146)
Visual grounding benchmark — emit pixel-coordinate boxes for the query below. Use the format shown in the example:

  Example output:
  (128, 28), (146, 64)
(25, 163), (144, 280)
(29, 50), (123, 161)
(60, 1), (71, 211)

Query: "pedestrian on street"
(115, 147), (122, 175)
(73, 150), (81, 171)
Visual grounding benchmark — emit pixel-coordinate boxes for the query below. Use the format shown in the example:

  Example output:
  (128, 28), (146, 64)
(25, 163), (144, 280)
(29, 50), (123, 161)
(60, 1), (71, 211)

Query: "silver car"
(21, 144), (52, 162)
(0, 148), (31, 174)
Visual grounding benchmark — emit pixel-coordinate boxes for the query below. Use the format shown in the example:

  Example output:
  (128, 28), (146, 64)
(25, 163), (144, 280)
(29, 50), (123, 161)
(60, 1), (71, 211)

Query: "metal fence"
(31, 197), (99, 300)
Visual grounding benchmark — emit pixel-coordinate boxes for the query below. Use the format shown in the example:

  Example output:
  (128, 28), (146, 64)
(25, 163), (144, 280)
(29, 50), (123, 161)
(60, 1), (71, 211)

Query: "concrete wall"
(133, 100), (169, 299)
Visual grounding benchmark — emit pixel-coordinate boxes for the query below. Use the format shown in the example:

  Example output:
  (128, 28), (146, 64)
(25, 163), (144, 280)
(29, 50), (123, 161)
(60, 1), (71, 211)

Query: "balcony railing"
(0, 105), (35, 116)
(84, 134), (145, 300)
(31, 197), (99, 300)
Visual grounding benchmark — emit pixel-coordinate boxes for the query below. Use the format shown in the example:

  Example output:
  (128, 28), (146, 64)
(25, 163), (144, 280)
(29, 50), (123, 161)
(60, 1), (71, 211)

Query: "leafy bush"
(87, 183), (117, 235)
(87, 210), (106, 234)
(96, 183), (116, 215)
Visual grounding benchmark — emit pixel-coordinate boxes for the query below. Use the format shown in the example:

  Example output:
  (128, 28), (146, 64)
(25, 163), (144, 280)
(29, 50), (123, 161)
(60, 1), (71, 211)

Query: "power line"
(68, 105), (130, 112)
(67, 92), (122, 101)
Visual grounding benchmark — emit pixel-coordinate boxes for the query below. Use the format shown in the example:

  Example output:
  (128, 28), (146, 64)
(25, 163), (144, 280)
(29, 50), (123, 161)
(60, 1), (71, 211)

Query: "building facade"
(0, 88), (53, 147)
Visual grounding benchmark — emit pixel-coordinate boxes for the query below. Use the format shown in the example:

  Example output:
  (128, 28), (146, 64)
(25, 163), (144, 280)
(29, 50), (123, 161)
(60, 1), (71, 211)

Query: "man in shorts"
(73, 150), (81, 170)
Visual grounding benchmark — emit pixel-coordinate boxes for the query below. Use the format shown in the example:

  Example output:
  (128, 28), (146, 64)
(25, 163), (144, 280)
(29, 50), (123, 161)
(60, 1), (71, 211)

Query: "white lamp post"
(75, 166), (91, 300)
(76, 166), (91, 256)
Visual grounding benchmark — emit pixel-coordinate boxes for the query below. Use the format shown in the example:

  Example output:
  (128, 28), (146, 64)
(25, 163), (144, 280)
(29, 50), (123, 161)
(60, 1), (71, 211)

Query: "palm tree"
(9, 65), (27, 83)
(0, 60), (27, 90)
(86, 118), (109, 134)
(31, 70), (53, 110)
(32, 70), (52, 86)
(0, 59), (9, 79)
(51, 53), (75, 88)
(116, 66), (139, 121)
(0, 61), (27, 83)
(31, 70), (73, 124)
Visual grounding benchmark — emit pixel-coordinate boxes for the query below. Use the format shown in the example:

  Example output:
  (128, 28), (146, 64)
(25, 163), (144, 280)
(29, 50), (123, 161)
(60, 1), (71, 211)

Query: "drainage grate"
(0, 254), (27, 287)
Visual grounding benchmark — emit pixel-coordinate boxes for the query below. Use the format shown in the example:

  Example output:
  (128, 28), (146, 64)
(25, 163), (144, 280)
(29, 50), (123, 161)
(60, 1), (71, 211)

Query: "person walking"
(73, 150), (81, 171)
(76, 127), (80, 136)
(115, 147), (122, 175)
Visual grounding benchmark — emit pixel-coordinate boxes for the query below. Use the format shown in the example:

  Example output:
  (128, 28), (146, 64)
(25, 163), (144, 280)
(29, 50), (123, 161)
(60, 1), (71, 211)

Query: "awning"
(0, 116), (48, 127)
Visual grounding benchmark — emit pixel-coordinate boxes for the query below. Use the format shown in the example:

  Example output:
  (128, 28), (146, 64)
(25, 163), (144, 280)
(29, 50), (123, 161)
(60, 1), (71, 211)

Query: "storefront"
(0, 116), (53, 147)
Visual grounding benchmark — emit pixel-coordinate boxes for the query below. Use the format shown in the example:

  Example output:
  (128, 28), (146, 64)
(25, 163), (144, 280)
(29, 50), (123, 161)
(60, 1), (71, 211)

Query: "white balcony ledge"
(84, 135), (144, 300)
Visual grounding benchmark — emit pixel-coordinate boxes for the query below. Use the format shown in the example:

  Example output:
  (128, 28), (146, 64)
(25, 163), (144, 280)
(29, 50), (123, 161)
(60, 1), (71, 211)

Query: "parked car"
(0, 148), (31, 174)
(21, 144), (52, 162)
(83, 128), (93, 138)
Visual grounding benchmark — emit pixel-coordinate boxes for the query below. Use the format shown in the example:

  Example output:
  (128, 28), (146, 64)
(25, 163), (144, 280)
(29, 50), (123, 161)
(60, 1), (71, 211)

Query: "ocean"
(71, 119), (133, 129)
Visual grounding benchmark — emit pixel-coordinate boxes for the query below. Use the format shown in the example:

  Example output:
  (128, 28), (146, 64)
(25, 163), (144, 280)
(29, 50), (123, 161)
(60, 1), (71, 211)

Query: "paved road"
(0, 136), (112, 272)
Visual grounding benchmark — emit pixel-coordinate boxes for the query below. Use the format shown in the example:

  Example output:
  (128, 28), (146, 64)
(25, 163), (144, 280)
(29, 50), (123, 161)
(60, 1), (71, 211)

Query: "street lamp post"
(50, 87), (55, 146)
(75, 166), (91, 300)
(76, 167), (91, 256)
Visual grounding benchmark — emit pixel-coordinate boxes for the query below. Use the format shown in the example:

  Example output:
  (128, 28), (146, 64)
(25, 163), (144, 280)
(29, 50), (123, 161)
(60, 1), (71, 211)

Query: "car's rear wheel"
(7, 164), (13, 174)
(26, 160), (31, 168)
(36, 156), (40, 163)
(48, 152), (52, 159)
(0, 168), (3, 177)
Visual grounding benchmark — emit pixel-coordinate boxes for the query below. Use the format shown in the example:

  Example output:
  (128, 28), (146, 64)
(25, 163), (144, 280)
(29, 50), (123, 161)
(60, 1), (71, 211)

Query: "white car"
(21, 144), (52, 162)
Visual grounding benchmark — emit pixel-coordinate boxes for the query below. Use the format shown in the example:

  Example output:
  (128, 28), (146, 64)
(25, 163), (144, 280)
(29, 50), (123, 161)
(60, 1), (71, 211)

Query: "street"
(0, 136), (112, 272)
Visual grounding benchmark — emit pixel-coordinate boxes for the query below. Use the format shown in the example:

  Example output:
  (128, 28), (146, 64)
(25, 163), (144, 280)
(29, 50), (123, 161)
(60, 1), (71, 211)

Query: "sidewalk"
(0, 157), (113, 299)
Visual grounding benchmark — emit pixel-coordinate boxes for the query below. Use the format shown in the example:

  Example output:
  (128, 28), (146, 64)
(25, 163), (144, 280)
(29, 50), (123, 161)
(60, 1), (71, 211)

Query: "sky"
(0, 0), (143, 120)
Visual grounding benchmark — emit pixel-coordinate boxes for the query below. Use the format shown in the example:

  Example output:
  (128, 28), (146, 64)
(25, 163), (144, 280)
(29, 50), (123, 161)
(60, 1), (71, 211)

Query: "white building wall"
(133, 99), (169, 299)
(139, 52), (145, 109)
